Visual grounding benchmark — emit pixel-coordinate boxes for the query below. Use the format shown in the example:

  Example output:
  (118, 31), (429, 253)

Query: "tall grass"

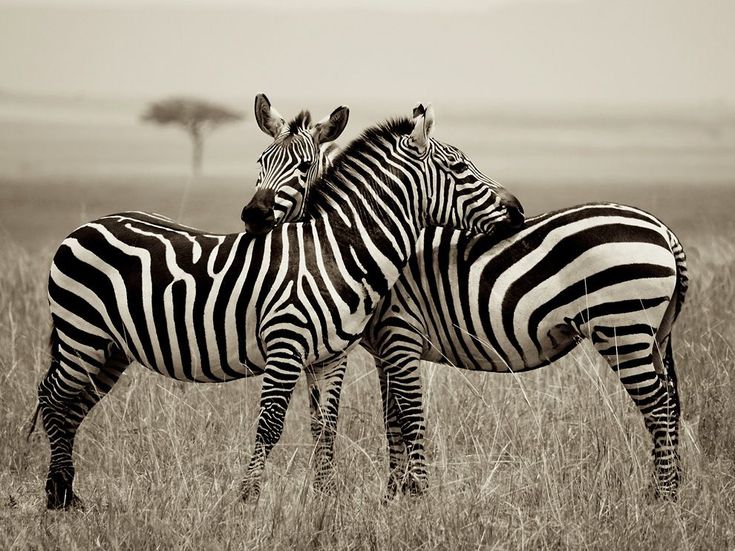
(1, 220), (734, 550)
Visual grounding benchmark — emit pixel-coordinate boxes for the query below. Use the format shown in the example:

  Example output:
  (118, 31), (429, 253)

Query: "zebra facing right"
(249, 97), (688, 501)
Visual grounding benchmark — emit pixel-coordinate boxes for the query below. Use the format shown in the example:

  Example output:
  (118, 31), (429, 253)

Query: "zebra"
(32, 102), (524, 509)
(247, 100), (688, 501)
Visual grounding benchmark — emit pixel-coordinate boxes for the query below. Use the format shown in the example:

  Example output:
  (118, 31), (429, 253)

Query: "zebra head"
(241, 94), (349, 234)
(407, 103), (524, 232)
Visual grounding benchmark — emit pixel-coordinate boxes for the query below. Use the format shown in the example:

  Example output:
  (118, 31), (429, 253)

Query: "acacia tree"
(142, 97), (243, 176)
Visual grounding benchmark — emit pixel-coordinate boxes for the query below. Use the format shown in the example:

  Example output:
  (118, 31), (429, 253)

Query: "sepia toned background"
(1, 1), (734, 549)
(1, 0), (734, 246)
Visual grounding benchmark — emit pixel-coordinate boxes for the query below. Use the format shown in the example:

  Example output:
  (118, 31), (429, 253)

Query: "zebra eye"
(297, 161), (312, 173)
(451, 161), (468, 172)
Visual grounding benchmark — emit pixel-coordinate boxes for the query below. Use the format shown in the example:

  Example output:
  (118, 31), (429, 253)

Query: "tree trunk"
(190, 125), (203, 176)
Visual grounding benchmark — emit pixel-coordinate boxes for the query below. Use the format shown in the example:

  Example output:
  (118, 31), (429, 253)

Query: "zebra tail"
(26, 325), (57, 440)
(26, 404), (40, 441)
(665, 336), (679, 398)
(668, 230), (689, 321)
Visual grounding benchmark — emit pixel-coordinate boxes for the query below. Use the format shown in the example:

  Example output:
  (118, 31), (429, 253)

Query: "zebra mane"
(288, 110), (312, 133)
(303, 116), (415, 219)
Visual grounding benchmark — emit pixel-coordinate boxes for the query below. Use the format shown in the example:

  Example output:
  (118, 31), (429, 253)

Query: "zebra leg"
(39, 336), (129, 510)
(376, 360), (408, 499)
(65, 348), (130, 460)
(593, 325), (680, 500)
(378, 342), (428, 496)
(306, 357), (347, 493)
(241, 347), (302, 504)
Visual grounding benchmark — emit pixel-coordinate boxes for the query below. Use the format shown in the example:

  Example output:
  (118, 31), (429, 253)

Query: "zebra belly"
(413, 311), (559, 373)
(81, 305), (266, 383)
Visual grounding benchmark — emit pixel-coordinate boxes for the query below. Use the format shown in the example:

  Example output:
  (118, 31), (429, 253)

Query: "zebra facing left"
(31, 103), (524, 509)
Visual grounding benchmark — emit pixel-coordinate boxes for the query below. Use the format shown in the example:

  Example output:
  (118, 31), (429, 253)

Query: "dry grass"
(1, 179), (734, 549)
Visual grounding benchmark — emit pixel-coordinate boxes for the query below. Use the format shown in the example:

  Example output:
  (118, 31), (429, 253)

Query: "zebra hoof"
(45, 473), (84, 510)
(381, 473), (404, 504)
(240, 490), (260, 505)
(240, 481), (261, 505)
(653, 486), (679, 502)
(313, 476), (338, 496)
(645, 482), (678, 503)
(401, 475), (428, 497)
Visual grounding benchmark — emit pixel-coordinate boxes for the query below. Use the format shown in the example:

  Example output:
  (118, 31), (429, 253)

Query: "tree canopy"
(141, 97), (243, 176)
(142, 97), (243, 130)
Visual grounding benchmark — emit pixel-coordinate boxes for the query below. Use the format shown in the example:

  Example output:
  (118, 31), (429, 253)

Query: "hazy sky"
(0, 0), (565, 11)
(1, 0), (733, 106)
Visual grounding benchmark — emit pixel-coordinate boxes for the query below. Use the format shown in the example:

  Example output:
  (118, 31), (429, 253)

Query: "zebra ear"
(410, 103), (435, 153)
(312, 106), (349, 145)
(254, 93), (286, 138)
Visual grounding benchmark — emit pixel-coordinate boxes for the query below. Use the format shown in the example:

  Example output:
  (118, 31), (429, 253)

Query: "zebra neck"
(311, 184), (422, 299)
(305, 138), (427, 295)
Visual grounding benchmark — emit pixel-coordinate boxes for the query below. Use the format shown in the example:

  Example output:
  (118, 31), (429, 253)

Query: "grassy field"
(1, 172), (735, 549)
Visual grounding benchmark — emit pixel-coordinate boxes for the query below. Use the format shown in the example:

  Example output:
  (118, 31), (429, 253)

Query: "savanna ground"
(1, 109), (735, 549)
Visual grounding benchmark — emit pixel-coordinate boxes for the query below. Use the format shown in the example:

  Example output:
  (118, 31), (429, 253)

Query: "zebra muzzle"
(242, 189), (277, 235)
(501, 191), (525, 228)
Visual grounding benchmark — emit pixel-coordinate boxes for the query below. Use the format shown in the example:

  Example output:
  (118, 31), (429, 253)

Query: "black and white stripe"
(33, 102), (523, 509)
(367, 204), (687, 499)
(248, 108), (687, 500)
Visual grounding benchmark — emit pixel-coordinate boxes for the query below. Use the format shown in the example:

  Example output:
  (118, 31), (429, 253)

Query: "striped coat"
(34, 104), (523, 509)
(247, 98), (687, 500)
(363, 204), (686, 499)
